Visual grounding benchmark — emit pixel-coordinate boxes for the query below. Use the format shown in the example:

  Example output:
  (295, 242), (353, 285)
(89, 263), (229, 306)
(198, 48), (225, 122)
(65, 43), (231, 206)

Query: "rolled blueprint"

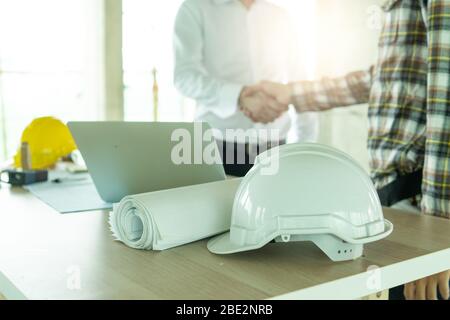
(109, 178), (241, 250)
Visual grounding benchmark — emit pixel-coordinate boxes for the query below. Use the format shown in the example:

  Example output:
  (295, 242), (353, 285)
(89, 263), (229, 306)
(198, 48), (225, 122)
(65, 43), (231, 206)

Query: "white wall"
(314, 0), (384, 171)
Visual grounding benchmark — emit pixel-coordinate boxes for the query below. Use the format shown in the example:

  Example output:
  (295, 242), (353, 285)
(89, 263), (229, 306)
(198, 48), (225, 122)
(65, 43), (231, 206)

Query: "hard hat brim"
(208, 219), (394, 255)
(207, 232), (269, 254)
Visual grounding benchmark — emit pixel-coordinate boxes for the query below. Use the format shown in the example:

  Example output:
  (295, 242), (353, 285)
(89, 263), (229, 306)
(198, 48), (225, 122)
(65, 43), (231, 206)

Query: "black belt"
(377, 170), (423, 207)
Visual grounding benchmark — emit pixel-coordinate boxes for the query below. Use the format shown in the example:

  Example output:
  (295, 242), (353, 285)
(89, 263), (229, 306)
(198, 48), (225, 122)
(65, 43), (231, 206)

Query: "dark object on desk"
(51, 177), (88, 184)
(0, 169), (48, 186)
(21, 142), (32, 170)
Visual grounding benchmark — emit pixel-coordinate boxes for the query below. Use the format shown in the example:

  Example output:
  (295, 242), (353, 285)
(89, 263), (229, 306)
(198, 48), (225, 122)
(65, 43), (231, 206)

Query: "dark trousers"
(218, 140), (285, 177)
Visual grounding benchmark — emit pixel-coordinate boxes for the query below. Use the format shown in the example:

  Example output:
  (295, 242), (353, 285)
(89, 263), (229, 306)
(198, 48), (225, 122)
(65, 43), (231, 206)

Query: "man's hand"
(246, 81), (293, 106)
(239, 86), (288, 124)
(404, 270), (449, 300)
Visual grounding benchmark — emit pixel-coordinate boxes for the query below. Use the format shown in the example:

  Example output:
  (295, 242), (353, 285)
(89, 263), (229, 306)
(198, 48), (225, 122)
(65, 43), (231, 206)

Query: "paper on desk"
(109, 178), (241, 250)
(24, 171), (112, 214)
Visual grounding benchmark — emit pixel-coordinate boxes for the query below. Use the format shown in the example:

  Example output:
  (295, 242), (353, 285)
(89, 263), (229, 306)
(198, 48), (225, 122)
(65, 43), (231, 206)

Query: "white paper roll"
(109, 178), (242, 250)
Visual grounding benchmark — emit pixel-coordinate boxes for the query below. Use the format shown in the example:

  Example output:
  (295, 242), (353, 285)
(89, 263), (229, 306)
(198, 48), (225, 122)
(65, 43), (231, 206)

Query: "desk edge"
(0, 270), (27, 300)
(270, 248), (450, 300)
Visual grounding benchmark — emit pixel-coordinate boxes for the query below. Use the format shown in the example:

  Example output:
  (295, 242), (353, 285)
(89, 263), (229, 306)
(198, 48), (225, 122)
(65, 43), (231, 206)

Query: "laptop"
(68, 122), (226, 203)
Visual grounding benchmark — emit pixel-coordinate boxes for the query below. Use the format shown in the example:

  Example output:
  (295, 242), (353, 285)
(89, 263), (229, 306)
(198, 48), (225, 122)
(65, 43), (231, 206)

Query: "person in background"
(173, 0), (319, 177)
(247, 0), (450, 300)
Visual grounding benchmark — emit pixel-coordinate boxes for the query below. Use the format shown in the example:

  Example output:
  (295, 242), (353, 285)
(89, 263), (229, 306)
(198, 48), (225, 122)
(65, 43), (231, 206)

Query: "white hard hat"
(207, 143), (393, 261)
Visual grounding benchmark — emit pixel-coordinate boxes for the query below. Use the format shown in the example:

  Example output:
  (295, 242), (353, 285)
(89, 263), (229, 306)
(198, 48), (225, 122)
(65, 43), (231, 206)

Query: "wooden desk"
(0, 184), (449, 300)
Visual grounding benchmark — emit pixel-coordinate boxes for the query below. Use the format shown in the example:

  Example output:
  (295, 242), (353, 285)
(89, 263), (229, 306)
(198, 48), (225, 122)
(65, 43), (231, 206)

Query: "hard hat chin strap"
(274, 234), (364, 262)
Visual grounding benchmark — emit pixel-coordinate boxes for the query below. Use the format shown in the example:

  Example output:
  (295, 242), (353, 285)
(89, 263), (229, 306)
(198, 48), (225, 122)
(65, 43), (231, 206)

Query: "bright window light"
(0, 0), (102, 161)
(122, 0), (188, 122)
(273, 0), (317, 80)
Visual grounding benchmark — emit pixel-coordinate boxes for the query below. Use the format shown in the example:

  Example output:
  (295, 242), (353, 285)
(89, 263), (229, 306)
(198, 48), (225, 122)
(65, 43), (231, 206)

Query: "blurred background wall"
(314, 0), (384, 171)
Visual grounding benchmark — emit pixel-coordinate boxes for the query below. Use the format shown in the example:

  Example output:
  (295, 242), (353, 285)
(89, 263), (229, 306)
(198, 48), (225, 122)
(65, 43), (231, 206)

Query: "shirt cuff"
(214, 83), (244, 119)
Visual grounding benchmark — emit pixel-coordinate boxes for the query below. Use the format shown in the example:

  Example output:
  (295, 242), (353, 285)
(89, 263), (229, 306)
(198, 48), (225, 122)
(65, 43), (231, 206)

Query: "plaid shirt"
(292, 0), (450, 218)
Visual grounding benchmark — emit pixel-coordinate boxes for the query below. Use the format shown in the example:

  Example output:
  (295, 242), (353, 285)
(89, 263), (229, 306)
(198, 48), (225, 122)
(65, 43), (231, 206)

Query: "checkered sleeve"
(422, 0), (450, 218)
(291, 69), (372, 112)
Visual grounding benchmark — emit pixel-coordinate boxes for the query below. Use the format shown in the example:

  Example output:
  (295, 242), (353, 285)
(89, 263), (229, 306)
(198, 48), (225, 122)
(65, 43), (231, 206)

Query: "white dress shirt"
(174, 0), (319, 143)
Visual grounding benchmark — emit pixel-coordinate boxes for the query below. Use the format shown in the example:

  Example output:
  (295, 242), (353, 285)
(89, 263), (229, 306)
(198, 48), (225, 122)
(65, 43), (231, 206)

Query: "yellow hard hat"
(13, 117), (77, 170)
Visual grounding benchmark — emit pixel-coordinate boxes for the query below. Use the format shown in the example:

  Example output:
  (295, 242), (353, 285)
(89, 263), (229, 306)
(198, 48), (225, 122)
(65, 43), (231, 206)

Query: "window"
(0, 0), (103, 161)
(122, 0), (192, 123)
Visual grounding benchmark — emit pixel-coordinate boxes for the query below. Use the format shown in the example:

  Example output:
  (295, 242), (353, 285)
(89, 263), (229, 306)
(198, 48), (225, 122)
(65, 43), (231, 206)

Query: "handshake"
(239, 82), (294, 124)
